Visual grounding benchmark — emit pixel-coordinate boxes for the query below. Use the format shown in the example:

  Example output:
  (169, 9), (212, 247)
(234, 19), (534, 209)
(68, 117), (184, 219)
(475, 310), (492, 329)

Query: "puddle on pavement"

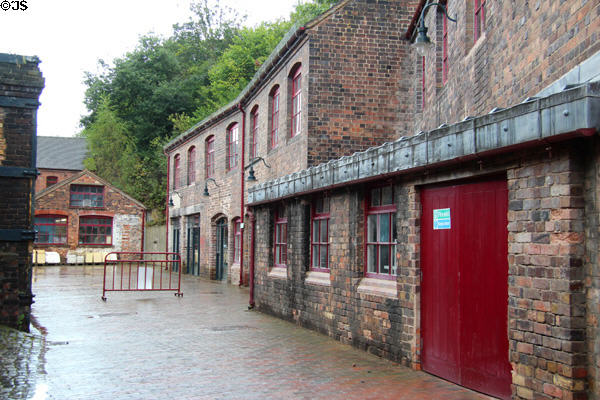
(86, 312), (136, 318)
(205, 325), (257, 332)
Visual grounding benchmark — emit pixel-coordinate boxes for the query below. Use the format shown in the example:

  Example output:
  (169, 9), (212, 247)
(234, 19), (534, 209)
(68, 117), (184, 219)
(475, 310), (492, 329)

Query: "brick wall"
(585, 137), (600, 399)
(35, 168), (79, 194)
(35, 172), (145, 261)
(0, 54), (44, 330)
(415, 0), (600, 132)
(307, 0), (418, 165)
(252, 139), (599, 399)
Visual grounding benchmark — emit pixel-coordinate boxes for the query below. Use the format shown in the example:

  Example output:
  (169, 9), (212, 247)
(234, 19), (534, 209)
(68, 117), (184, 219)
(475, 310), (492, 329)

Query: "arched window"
(227, 123), (239, 170)
(173, 154), (181, 189)
(269, 85), (280, 149)
(290, 64), (302, 137)
(187, 146), (196, 185)
(34, 215), (67, 244)
(249, 105), (258, 160)
(205, 136), (215, 178)
(79, 216), (113, 245)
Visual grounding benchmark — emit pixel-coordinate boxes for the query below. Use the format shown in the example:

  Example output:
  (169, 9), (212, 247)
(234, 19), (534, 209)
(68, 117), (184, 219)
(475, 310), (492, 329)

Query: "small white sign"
(433, 208), (451, 230)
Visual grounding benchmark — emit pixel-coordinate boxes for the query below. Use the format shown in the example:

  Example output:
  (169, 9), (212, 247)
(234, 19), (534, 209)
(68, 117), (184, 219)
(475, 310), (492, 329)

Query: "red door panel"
(421, 187), (460, 383)
(421, 180), (511, 400)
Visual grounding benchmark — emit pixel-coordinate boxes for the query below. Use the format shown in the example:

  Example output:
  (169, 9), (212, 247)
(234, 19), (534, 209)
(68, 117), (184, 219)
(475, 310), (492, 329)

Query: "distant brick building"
(0, 53), (44, 331)
(34, 169), (146, 263)
(165, 1), (600, 399)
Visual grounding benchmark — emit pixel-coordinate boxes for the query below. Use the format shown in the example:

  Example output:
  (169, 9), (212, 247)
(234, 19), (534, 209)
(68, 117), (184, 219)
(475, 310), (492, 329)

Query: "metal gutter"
(248, 82), (600, 206)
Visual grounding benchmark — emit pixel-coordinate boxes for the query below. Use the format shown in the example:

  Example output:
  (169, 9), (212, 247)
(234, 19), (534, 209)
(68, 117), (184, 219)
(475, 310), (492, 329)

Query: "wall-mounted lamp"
(245, 157), (271, 182)
(203, 178), (220, 197)
(168, 191), (182, 207)
(413, 2), (457, 56)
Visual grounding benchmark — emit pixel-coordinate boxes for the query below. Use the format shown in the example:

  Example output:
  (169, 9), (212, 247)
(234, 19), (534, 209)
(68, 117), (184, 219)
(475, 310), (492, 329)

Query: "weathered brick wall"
(35, 168), (79, 194)
(416, 0), (600, 132)
(0, 54), (44, 330)
(585, 137), (600, 399)
(35, 172), (145, 261)
(307, 0), (418, 165)
(507, 143), (588, 399)
(252, 139), (598, 398)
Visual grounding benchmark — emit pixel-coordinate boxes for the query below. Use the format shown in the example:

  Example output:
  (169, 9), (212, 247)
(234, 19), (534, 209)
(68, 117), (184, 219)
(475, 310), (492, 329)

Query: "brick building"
(0, 53), (44, 331)
(165, 1), (600, 399)
(164, 0), (414, 283)
(34, 169), (146, 263)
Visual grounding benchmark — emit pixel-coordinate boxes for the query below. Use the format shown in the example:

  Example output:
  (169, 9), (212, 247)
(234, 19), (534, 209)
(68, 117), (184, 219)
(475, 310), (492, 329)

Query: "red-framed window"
(79, 216), (112, 245)
(442, 15), (448, 85)
(227, 123), (239, 170)
(274, 205), (287, 268)
(291, 66), (302, 137)
(173, 154), (181, 189)
(250, 106), (258, 160)
(233, 218), (241, 264)
(270, 86), (280, 148)
(205, 136), (215, 178)
(46, 176), (58, 188)
(311, 194), (330, 271)
(187, 146), (196, 185)
(365, 185), (397, 279)
(474, 0), (486, 42)
(34, 215), (67, 245)
(70, 185), (104, 208)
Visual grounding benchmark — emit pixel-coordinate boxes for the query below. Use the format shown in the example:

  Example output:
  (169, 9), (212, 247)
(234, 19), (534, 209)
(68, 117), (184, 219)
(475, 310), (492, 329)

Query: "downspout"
(140, 209), (146, 252)
(164, 152), (170, 253)
(238, 104), (246, 287)
(247, 209), (256, 309)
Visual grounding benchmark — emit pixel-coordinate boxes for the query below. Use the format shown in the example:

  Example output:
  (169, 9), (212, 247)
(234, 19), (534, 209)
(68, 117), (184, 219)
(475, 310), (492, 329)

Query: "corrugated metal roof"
(36, 136), (88, 170)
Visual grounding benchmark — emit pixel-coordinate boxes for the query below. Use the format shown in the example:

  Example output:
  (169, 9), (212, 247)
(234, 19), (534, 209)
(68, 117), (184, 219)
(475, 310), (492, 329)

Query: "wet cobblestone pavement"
(1, 266), (494, 399)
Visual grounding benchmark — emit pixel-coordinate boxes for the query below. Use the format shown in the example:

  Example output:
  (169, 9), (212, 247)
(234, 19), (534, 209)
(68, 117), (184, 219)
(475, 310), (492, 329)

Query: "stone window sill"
(305, 270), (331, 287)
(268, 267), (287, 280)
(357, 277), (397, 299)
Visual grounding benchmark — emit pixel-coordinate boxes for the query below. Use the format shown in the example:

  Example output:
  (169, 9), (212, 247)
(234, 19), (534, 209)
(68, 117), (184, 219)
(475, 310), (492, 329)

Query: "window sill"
(268, 267), (287, 280)
(357, 277), (397, 299)
(305, 270), (331, 287)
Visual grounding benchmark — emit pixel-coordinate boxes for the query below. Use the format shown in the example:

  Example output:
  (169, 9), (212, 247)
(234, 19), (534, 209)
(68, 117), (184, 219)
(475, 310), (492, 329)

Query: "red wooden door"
(421, 179), (511, 400)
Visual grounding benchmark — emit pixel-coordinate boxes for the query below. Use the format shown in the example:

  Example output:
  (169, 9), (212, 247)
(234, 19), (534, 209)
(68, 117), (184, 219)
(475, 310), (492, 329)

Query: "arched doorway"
(215, 217), (228, 281)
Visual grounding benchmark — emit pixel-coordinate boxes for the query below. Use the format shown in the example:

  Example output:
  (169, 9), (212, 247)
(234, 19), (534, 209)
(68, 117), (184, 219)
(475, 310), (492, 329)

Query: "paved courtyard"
(2, 266), (494, 399)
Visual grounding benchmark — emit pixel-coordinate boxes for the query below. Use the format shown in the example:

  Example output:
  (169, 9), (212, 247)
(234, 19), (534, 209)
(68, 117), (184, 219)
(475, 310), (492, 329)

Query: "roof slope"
(37, 136), (88, 170)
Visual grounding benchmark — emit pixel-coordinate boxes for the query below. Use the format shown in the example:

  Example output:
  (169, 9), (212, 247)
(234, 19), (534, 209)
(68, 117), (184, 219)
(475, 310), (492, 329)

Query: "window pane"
(391, 244), (397, 276)
(320, 220), (327, 243)
(371, 188), (380, 206)
(380, 214), (390, 242)
(281, 244), (287, 264)
(368, 214), (377, 242)
(381, 186), (393, 205)
(312, 220), (318, 242)
(380, 245), (390, 274)
(392, 215), (397, 241)
(312, 245), (319, 267)
(367, 245), (377, 273)
(320, 245), (328, 268)
(275, 246), (280, 263)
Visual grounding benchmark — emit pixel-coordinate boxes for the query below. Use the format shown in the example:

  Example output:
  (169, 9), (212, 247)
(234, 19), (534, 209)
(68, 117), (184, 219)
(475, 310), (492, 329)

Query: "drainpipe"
(141, 209), (146, 252)
(238, 104), (246, 287)
(247, 209), (256, 309)
(164, 152), (170, 253)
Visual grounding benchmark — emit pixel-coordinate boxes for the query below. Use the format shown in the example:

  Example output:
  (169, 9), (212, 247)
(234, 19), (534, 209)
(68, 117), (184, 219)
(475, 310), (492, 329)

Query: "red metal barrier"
(102, 252), (183, 301)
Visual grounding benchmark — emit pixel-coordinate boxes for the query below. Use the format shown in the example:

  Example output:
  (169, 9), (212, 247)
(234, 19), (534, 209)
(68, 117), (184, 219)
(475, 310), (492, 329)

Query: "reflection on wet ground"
(0, 266), (492, 400)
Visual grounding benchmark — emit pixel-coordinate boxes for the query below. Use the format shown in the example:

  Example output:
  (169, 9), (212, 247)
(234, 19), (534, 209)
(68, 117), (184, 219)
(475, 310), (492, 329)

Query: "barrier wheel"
(101, 296), (107, 302)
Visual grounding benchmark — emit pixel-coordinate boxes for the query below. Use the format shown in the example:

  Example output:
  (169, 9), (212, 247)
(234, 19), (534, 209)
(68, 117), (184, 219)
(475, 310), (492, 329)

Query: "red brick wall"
(415, 0), (600, 131)
(35, 169), (79, 194)
(307, 0), (418, 166)
(35, 172), (145, 261)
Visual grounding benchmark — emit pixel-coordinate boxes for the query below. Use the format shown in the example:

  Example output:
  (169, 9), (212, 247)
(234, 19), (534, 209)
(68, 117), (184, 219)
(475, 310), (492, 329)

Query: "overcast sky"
(0, 0), (298, 137)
